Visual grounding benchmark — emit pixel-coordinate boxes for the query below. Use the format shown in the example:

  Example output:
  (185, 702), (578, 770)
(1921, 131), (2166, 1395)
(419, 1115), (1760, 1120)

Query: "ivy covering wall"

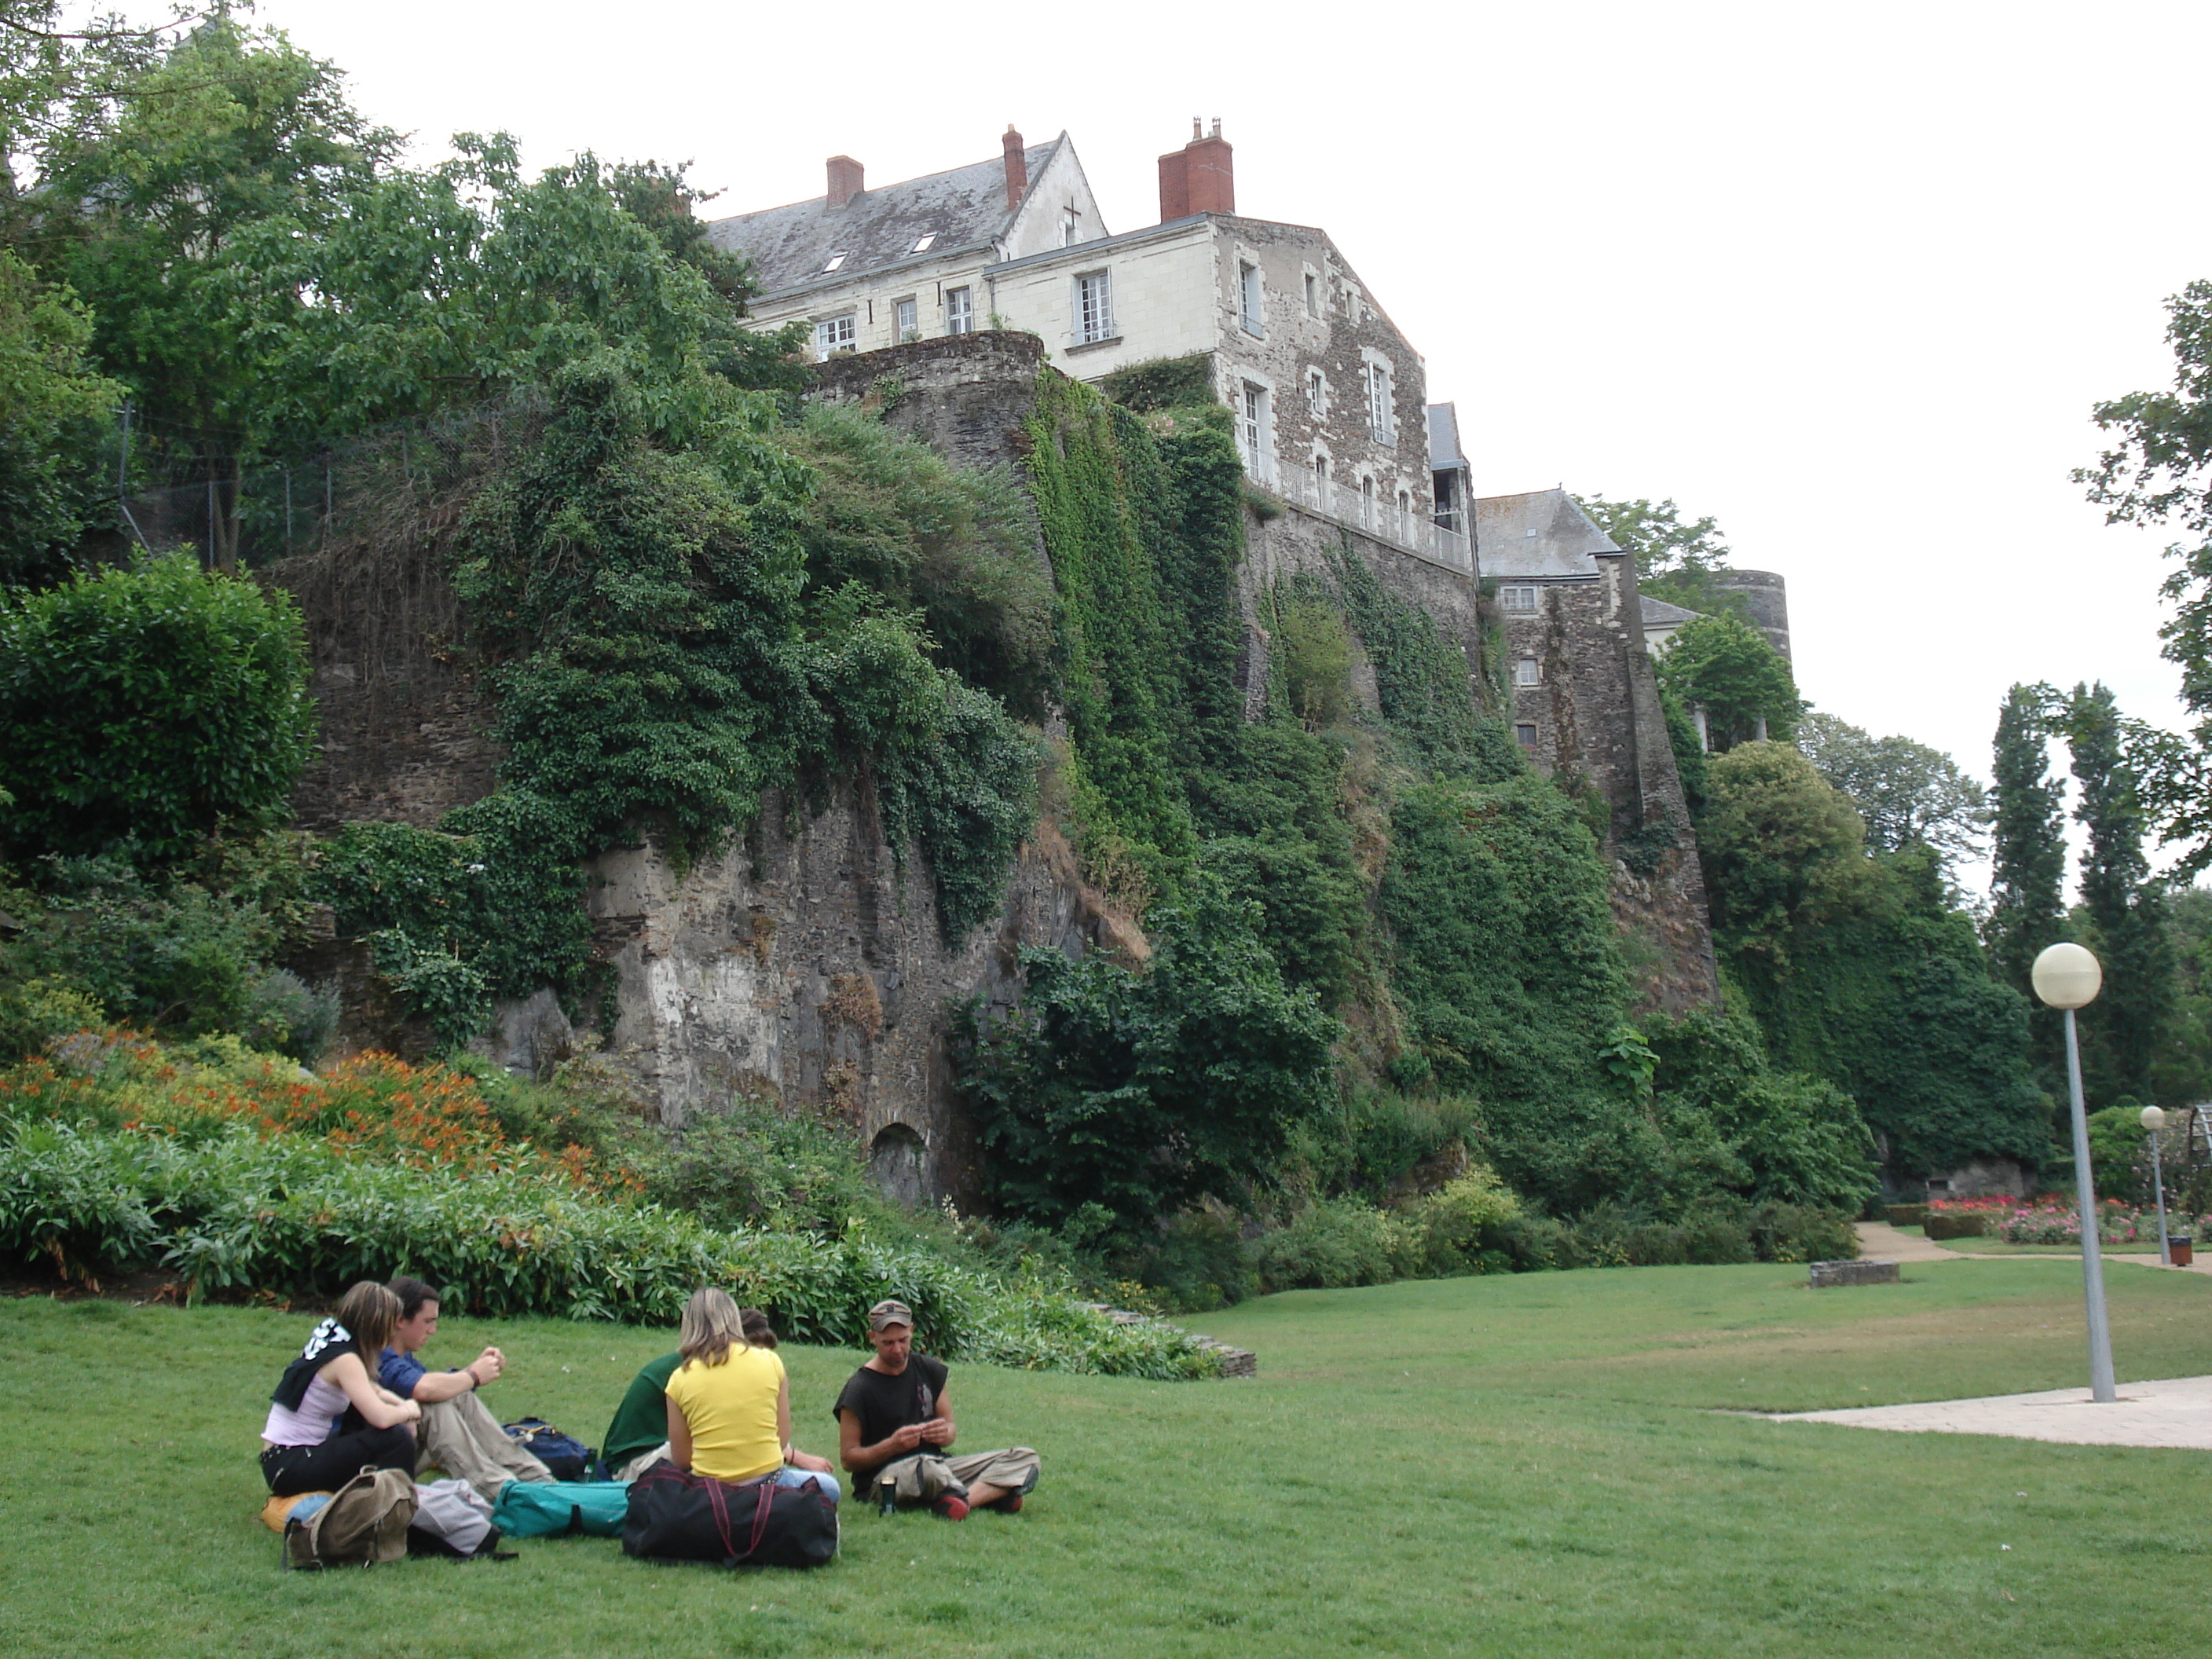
(963, 368), (1872, 1229)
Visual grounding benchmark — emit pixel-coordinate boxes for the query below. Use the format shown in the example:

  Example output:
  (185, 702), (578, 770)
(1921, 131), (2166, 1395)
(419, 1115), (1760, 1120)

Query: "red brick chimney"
(826, 155), (863, 209)
(1002, 126), (1027, 211)
(1159, 118), (1233, 222)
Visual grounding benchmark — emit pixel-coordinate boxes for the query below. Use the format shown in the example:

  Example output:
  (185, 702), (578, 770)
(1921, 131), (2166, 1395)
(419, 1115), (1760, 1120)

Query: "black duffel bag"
(621, 1459), (837, 1569)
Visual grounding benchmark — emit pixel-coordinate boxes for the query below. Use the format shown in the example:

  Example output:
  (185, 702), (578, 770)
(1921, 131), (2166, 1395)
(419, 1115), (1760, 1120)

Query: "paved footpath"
(1756, 1224), (2212, 1448)
(1852, 1219), (2210, 1274)
(1763, 1375), (2212, 1449)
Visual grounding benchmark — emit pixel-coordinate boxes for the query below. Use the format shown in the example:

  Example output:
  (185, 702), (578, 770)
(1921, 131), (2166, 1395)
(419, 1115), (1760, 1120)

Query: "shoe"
(992, 1493), (1023, 1514)
(932, 1495), (969, 1522)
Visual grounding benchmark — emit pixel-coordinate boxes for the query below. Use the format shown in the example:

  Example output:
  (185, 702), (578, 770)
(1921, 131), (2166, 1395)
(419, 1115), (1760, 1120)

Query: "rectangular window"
(1515, 657), (1541, 687)
(1359, 474), (1376, 530)
(813, 313), (856, 360)
(1500, 584), (1540, 612)
(1062, 208), (1081, 247)
(945, 287), (972, 335)
(1076, 270), (1113, 343)
(1240, 382), (1272, 481)
(822, 253), (847, 273)
(1515, 723), (1538, 748)
(1303, 272), (1320, 318)
(1306, 369), (1324, 410)
(1239, 260), (1264, 336)
(911, 233), (936, 254)
(895, 298), (917, 343)
(1367, 361), (1394, 442)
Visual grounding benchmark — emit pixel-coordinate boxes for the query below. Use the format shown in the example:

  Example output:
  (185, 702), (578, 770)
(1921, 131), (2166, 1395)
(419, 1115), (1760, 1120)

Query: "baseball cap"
(866, 1299), (914, 1332)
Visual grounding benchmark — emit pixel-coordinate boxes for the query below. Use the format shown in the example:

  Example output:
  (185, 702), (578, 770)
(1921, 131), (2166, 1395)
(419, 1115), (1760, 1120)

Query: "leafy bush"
(309, 799), (595, 1042)
(0, 1056), (1221, 1378)
(1922, 1210), (1990, 1240)
(788, 403), (1053, 714)
(1248, 1196), (1425, 1292)
(954, 877), (1339, 1234)
(238, 969), (339, 1064)
(2, 855), (280, 1042)
(0, 555), (315, 861)
(1128, 1205), (1254, 1313)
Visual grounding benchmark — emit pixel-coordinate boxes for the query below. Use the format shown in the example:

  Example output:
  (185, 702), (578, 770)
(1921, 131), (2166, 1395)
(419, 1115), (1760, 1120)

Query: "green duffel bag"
(492, 1479), (631, 1539)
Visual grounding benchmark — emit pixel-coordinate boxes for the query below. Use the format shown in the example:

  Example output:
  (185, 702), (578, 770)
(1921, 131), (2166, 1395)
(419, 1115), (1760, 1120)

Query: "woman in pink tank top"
(259, 1281), (423, 1496)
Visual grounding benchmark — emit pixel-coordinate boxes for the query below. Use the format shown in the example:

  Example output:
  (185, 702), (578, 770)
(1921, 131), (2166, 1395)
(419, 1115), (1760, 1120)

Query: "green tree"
(1795, 710), (1988, 870)
(0, 251), (121, 585)
(0, 553), (314, 860)
(2066, 682), (2171, 1106)
(1695, 741), (1868, 959)
(2076, 280), (2212, 873)
(1654, 613), (1801, 753)
(34, 16), (395, 568)
(1985, 682), (2069, 1081)
(1577, 493), (1746, 617)
(2149, 884), (2212, 1108)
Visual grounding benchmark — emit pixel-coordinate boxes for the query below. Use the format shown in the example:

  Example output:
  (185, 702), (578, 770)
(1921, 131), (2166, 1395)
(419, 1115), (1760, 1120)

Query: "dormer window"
(911, 234), (936, 254)
(822, 253), (847, 273)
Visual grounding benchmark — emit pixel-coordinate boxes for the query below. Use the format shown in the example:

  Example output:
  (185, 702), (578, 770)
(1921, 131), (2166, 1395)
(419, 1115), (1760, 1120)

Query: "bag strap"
(746, 1479), (775, 1558)
(705, 1474), (736, 1561)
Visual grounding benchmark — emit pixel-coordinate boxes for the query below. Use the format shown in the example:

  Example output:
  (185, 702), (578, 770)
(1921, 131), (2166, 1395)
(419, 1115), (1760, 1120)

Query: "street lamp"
(2142, 1105), (2171, 1266)
(2031, 942), (2115, 1402)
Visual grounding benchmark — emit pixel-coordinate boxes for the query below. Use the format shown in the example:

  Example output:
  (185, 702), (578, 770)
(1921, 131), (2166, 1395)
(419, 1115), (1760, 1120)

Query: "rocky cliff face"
(278, 331), (1719, 1206)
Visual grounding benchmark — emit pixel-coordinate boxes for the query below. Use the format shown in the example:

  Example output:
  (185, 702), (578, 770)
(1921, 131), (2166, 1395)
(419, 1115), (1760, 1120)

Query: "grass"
(5, 1257), (2212, 1657)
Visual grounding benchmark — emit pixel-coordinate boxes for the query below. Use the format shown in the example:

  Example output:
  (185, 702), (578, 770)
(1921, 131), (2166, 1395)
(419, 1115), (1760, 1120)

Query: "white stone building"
(708, 124), (1466, 571)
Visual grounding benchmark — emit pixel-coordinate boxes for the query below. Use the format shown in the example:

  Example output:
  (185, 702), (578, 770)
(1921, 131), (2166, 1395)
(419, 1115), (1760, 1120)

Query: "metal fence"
(1255, 463), (1474, 573)
(112, 401), (530, 570)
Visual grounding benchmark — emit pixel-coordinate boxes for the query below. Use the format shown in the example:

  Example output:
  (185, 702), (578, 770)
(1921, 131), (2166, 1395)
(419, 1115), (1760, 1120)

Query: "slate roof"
(1474, 489), (1621, 580)
(1639, 595), (1703, 626)
(705, 138), (1064, 298)
(1427, 402), (1469, 472)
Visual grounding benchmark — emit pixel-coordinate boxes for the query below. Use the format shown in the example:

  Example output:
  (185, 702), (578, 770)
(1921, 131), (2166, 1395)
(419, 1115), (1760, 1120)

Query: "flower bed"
(1928, 1195), (2203, 1247)
(0, 1040), (1223, 1379)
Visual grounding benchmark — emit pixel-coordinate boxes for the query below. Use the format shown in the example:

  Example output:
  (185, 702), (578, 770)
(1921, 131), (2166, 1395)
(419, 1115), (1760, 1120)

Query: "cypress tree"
(1986, 683), (2068, 1082)
(2067, 682), (2173, 1104)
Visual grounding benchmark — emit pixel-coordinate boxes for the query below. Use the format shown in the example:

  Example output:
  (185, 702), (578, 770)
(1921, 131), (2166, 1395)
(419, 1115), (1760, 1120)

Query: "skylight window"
(911, 233), (936, 254)
(822, 253), (847, 273)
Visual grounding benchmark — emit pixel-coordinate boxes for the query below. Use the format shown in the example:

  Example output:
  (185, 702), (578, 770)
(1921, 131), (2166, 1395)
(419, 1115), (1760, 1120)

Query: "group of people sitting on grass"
(258, 1276), (1039, 1524)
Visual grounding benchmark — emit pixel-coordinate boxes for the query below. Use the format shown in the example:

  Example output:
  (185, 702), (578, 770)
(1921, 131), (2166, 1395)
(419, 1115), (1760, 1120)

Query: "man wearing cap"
(833, 1299), (1040, 1521)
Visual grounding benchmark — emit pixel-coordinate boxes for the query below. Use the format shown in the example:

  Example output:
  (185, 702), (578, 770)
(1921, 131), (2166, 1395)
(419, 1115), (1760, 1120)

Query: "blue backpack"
(492, 1479), (631, 1539)
(501, 1418), (600, 1482)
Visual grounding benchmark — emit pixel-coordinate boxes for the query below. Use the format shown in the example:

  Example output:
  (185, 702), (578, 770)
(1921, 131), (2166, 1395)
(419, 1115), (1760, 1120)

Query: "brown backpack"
(283, 1467), (416, 1569)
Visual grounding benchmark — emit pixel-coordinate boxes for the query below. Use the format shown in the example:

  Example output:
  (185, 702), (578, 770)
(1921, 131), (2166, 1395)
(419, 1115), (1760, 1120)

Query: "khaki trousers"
(414, 1390), (554, 1501)
(870, 1446), (1040, 1507)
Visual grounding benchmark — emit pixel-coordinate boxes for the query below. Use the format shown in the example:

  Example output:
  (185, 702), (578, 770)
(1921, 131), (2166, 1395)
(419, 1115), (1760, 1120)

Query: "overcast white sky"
(232, 0), (2212, 884)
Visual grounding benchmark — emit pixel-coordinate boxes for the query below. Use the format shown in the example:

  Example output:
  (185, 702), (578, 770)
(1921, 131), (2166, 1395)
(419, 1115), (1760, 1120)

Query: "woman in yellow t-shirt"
(665, 1287), (837, 1500)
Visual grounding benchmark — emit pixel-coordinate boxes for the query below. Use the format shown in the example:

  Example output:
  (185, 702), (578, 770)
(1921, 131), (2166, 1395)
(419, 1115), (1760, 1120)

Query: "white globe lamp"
(2031, 942), (2103, 1010)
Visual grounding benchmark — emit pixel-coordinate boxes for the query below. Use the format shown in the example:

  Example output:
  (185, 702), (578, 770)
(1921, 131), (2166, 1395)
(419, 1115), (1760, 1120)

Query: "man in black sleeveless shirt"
(832, 1300), (1040, 1520)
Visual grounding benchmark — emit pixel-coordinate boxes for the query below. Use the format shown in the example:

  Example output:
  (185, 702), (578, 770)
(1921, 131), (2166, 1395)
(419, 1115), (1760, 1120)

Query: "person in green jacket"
(602, 1309), (839, 1495)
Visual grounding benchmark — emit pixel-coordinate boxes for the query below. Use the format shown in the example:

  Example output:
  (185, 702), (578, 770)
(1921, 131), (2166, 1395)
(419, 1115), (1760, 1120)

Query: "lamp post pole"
(2143, 1105), (2171, 1266)
(2060, 1005), (2117, 1401)
(2035, 943), (2116, 1404)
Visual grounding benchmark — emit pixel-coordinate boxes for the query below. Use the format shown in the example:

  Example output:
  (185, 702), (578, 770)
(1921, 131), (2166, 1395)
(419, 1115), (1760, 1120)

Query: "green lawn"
(5, 1258), (2210, 1657)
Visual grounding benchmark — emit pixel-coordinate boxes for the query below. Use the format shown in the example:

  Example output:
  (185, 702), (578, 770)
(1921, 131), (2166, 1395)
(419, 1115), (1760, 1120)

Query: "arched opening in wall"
(868, 1122), (929, 1208)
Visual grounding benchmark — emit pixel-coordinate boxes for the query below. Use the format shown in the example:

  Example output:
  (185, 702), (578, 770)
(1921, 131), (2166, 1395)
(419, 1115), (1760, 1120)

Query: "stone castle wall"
(281, 331), (1716, 1204)
(1503, 558), (1720, 1013)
